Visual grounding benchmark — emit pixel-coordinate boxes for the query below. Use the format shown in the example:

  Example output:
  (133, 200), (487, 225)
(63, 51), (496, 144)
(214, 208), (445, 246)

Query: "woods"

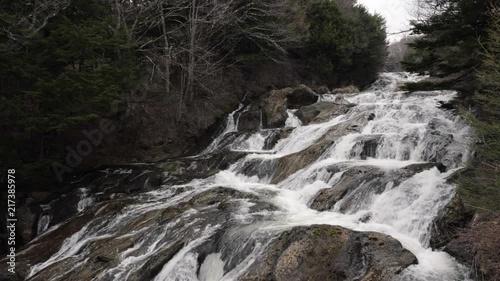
(0, 0), (388, 184)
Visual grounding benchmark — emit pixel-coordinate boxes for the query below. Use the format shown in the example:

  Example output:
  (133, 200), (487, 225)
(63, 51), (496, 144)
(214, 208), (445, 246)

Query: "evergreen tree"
(458, 6), (500, 212)
(402, 0), (490, 77)
(305, 0), (387, 87)
(0, 0), (138, 177)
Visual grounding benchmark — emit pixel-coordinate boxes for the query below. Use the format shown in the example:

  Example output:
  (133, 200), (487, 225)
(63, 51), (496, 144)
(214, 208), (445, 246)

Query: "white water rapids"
(26, 73), (473, 281)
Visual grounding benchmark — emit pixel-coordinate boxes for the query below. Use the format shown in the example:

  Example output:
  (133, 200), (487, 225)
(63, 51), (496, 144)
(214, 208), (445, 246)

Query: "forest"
(1, 0), (500, 280)
(0, 0), (387, 185)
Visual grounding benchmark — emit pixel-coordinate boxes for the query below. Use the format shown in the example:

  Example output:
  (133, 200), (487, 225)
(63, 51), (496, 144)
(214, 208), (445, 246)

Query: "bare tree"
(106, 0), (307, 119)
(406, 0), (452, 23)
(1, 0), (72, 44)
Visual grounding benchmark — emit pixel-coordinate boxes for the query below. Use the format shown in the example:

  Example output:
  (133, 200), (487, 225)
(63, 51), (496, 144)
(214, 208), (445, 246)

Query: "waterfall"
(36, 204), (52, 236)
(285, 109), (302, 128)
(22, 73), (473, 281)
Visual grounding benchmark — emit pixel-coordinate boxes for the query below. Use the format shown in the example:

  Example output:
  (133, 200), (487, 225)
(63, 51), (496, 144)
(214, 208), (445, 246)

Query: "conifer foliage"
(0, 0), (388, 183)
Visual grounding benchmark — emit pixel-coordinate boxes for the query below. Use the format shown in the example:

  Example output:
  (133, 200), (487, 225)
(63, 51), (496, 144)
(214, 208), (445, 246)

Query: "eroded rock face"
(295, 101), (351, 125)
(160, 150), (247, 185)
(310, 163), (447, 212)
(261, 88), (292, 129)
(260, 85), (319, 129)
(353, 134), (382, 159)
(11, 166), (165, 251)
(238, 104), (262, 131)
(263, 128), (294, 150)
(286, 85), (319, 109)
(241, 225), (417, 281)
(311, 166), (385, 212)
(271, 112), (374, 184)
(9, 187), (267, 281)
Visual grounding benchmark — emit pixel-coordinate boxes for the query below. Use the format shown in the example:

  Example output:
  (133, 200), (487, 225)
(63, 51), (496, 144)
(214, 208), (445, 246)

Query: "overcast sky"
(357, 0), (413, 42)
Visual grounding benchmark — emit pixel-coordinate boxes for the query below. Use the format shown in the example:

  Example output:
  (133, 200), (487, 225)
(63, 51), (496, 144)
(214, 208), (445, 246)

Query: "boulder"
(313, 85), (330, 95)
(261, 88), (292, 129)
(260, 85), (319, 129)
(286, 85), (319, 109)
(295, 102), (351, 125)
(238, 104), (262, 131)
(241, 225), (417, 281)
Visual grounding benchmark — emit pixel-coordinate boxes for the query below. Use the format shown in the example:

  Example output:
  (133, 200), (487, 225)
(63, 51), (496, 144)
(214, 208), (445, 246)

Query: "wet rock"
(11, 211), (97, 279)
(261, 88), (292, 129)
(310, 166), (385, 211)
(331, 85), (360, 94)
(271, 144), (329, 184)
(263, 128), (294, 150)
(271, 112), (374, 184)
(313, 85), (330, 95)
(286, 85), (319, 109)
(402, 162), (447, 174)
(203, 131), (241, 154)
(11, 197), (137, 279)
(311, 163), (447, 212)
(422, 118), (458, 167)
(236, 157), (278, 180)
(351, 134), (382, 159)
(238, 104), (262, 131)
(16, 198), (39, 244)
(260, 85), (319, 128)
(295, 102), (351, 125)
(14, 186), (263, 281)
(0, 271), (22, 281)
(438, 100), (456, 111)
(160, 151), (246, 185)
(241, 225), (417, 281)
(127, 239), (186, 280)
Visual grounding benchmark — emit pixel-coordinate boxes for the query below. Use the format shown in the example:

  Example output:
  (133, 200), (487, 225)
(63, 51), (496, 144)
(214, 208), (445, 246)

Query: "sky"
(357, 0), (414, 42)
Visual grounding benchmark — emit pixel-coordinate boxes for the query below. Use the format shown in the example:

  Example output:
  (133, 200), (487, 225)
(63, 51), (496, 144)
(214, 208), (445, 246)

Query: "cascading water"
(19, 72), (473, 281)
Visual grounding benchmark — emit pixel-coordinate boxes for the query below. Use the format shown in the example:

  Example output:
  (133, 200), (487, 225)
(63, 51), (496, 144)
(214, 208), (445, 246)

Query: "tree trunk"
(160, 2), (171, 94)
(187, 0), (198, 101)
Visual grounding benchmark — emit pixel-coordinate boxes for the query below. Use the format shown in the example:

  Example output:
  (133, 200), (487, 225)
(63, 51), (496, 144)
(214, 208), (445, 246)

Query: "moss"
(455, 164), (500, 213)
(163, 161), (183, 173)
(312, 227), (339, 238)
